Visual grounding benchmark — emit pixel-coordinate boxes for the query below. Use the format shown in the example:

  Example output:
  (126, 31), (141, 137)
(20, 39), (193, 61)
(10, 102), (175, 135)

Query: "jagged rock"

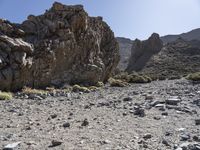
(126, 33), (200, 80)
(126, 33), (163, 72)
(0, 20), (33, 91)
(0, 2), (119, 91)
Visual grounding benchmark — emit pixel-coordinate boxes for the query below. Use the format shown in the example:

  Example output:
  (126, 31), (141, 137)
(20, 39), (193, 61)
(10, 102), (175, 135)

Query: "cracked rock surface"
(0, 2), (119, 91)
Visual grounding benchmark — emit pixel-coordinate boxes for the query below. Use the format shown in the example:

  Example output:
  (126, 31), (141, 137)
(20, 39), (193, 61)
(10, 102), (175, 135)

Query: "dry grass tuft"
(0, 92), (13, 100)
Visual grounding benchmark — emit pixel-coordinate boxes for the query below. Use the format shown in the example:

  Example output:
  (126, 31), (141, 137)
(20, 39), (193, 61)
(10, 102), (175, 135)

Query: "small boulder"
(165, 97), (181, 105)
(3, 142), (21, 150)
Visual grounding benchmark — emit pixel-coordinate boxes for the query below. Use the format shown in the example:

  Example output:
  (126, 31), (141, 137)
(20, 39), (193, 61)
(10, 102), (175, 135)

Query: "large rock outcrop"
(0, 2), (119, 91)
(126, 33), (163, 72)
(116, 37), (132, 70)
(0, 19), (33, 91)
(138, 38), (200, 79)
(126, 32), (200, 79)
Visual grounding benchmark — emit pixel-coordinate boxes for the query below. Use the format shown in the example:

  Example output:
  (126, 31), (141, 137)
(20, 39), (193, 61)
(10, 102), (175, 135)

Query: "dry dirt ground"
(0, 79), (200, 150)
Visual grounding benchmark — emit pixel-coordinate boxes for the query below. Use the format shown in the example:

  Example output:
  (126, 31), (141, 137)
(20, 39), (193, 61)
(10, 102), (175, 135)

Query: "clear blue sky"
(0, 0), (200, 40)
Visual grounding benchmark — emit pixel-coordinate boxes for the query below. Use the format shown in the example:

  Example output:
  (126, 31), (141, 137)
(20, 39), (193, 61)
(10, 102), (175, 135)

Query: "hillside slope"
(136, 38), (200, 79)
(161, 28), (200, 44)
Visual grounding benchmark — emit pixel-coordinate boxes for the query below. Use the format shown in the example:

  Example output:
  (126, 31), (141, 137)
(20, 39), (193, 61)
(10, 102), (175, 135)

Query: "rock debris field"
(1, 79), (200, 150)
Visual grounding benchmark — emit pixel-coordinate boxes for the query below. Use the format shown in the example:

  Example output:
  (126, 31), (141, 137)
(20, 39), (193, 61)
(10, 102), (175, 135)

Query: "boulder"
(0, 2), (119, 91)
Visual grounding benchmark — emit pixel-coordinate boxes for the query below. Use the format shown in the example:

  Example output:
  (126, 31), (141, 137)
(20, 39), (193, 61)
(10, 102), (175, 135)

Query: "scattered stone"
(133, 106), (145, 117)
(165, 97), (181, 105)
(151, 100), (165, 107)
(3, 142), (21, 150)
(123, 112), (128, 116)
(123, 97), (132, 102)
(180, 133), (190, 141)
(165, 131), (172, 136)
(81, 119), (89, 126)
(100, 140), (111, 145)
(69, 113), (73, 116)
(155, 104), (165, 109)
(193, 135), (200, 142)
(178, 128), (186, 132)
(143, 133), (152, 140)
(84, 105), (91, 109)
(179, 142), (190, 149)
(51, 114), (57, 119)
(161, 112), (168, 116)
(29, 95), (44, 100)
(145, 95), (154, 100)
(49, 140), (62, 147)
(63, 122), (70, 128)
(162, 139), (171, 146)
(154, 116), (161, 120)
(25, 126), (31, 130)
(178, 142), (200, 150)
(195, 119), (200, 125)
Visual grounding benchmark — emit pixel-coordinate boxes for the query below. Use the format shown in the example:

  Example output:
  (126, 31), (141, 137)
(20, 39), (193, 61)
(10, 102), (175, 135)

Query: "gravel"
(0, 79), (200, 149)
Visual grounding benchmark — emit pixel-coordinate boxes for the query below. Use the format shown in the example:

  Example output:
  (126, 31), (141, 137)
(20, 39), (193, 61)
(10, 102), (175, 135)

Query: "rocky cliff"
(161, 28), (200, 44)
(117, 28), (200, 71)
(126, 33), (163, 73)
(0, 2), (119, 91)
(138, 38), (200, 79)
(126, 33), (200, 79)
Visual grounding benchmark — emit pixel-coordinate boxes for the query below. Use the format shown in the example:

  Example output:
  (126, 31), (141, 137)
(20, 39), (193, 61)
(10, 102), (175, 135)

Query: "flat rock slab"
(3, 142), (21, 150)
(165, 97), (181, 105)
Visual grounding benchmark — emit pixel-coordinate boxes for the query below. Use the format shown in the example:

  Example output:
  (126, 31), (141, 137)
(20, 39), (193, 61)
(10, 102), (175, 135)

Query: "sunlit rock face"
(0, 2), (119, 91)
(0, 19), (33, 91)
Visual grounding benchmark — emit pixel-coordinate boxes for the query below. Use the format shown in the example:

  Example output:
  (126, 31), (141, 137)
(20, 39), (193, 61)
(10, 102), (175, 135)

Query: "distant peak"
(52, 1), (84, 11)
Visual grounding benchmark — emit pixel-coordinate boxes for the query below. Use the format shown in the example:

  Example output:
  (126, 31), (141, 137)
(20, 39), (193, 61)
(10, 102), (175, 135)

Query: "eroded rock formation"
(138, 38), (200, 79)
(0, 2), (119, 91)
(0, 19), (33, 91)
(126, 32), (200, 79)
(126, 33), (163, 72)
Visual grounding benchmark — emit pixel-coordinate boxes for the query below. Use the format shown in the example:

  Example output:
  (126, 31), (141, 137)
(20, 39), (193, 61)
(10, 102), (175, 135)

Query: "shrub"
(108, 78), (128, 87)
(88, 86), (99, 91)
(72, 85), (90, 93)
(129, 74), (150, 83)
(22, 87), (48, 95)
(96, 81), (104, 87)
(113, 72), (152, 84)
(114, 72), (130, 81)
(186, 72), (200, 81)
(0, 92), (13, 100)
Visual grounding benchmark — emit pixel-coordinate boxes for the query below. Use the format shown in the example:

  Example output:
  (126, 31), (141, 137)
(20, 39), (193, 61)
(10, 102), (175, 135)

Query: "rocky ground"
(1, 79), (200, 150)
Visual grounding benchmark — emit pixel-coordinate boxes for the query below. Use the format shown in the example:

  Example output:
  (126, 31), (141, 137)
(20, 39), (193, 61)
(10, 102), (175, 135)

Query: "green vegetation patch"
(186, 72), (200, 81)
(0, 92), (13, 100)
(113, 72), (152, 84)
(72, 85), (91, 93)
(108, 78), (128, 87)
(22, 87), (48, 95)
